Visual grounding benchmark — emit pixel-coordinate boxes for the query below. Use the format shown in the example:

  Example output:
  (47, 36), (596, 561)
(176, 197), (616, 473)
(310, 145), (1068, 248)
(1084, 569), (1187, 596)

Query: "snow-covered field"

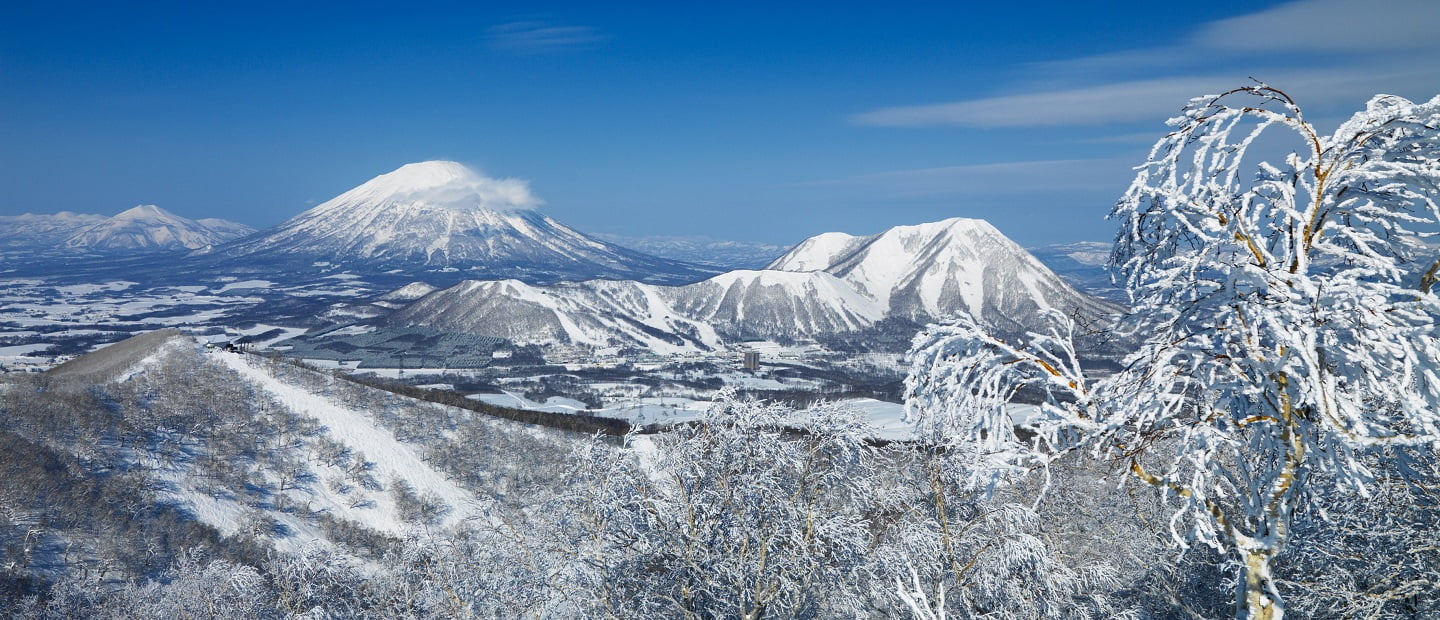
(0, 274), (386, 370)
(0, 343), (50, 356)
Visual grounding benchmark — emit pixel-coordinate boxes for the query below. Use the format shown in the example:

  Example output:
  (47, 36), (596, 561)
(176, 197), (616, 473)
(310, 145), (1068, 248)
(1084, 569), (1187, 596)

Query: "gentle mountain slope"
(391, 278), (725, 353)
(46, 328), (189, 381)
(209, 352), (479, 545)
(0, 212), (107, 249)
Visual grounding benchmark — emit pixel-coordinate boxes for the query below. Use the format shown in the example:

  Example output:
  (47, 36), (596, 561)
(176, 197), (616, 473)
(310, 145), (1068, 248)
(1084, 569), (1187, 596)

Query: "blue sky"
(4, 0), (1440, 246)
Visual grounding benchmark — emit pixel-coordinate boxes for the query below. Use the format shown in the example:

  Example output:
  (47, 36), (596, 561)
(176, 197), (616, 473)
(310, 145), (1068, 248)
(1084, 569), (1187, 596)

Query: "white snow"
(381, 281), (439, 301)
(322, 325), (377, 337)
(214, 279), (275, 293)
(470, 388), (1037, 442)
(63, 205), (248, 251)
(328, 161), (541, 213)
(763, 232), (861, 271)
(53, 281), (138, 295)
(213, 352), (478, 538)
(0, 343), (50, 356)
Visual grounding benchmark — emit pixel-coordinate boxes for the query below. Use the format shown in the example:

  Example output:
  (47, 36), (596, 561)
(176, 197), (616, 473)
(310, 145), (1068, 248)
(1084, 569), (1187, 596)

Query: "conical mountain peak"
(332, 161), (542, 213)
(215, 161), (710, 284)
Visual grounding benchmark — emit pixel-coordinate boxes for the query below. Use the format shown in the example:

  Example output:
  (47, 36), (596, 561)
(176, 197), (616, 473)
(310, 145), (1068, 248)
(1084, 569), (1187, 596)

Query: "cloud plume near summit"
(352, 161), (544, 213)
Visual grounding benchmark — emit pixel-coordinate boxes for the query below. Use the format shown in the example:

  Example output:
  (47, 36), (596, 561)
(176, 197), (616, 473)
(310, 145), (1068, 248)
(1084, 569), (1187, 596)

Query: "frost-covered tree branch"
(906, 85), (1440, 620)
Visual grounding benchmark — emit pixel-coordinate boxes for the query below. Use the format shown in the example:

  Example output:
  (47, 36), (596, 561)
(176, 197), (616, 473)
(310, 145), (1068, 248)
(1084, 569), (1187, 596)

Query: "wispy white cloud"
(853, 77), (1236, 127)
(1083, 131), (1172, 145)
(1193, 0), (1440, 53)
(800, 158), (1133, 195)
(853, 0), (1440, 129)
(485, 20), (606, 54)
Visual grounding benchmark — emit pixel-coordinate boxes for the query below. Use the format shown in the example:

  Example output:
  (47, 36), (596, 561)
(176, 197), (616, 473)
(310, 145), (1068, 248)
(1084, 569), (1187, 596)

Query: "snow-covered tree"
(884, 452), (1129, 620)
(1275, 447), (1440, 618)
(553, 392), (880, 618)
(906, 86), (1440, 619)
(19, 550), (275, 619)
(893, 367), (1132, 619)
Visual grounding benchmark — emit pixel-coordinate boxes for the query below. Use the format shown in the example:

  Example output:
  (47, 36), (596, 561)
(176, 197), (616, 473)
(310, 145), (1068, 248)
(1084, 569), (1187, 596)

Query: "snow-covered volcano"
(220, 161), (709, 284)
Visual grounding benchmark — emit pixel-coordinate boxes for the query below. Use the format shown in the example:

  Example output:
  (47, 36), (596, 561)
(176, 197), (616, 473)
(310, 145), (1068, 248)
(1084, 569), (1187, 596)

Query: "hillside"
(0, 331), (581, 597)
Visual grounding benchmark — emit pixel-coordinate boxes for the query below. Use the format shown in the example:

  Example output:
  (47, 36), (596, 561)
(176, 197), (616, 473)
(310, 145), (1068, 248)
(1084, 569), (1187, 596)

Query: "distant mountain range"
(0, 205), (253, 255)
(1025, 241), (1124, 303)
(591, 233), (791, 270)
(2, 161), (1127, 359)
(3, 161), (1122, 306)
(378, 218), (1122, 353)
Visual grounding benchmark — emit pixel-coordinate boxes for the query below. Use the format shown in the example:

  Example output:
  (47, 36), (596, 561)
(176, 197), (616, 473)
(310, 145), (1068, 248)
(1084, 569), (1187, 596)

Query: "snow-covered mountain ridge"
(0, 211), (107, 248)
(65, 205), (255, 251)
(385, 217), (1121, 352)
(768, 217), (1120, 333)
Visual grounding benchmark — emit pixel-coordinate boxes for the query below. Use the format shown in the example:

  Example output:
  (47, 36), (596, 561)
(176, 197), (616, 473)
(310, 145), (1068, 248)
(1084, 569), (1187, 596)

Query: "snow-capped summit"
(317, 160), (541, 214)
(765, 231), (862, 272)
(118, 204), (166, 219)
(219, 161), (709, 284)
(63, 205), (254, 252)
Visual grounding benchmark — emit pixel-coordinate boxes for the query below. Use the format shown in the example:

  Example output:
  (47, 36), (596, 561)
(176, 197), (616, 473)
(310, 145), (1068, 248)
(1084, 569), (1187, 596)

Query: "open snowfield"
(0, 343), (50, 356)
(0, 274), (392, 369)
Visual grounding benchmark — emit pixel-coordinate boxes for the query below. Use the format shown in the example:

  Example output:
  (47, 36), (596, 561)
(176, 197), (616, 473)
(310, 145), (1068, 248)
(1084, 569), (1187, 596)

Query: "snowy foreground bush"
(6, 87), (1440, 619)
